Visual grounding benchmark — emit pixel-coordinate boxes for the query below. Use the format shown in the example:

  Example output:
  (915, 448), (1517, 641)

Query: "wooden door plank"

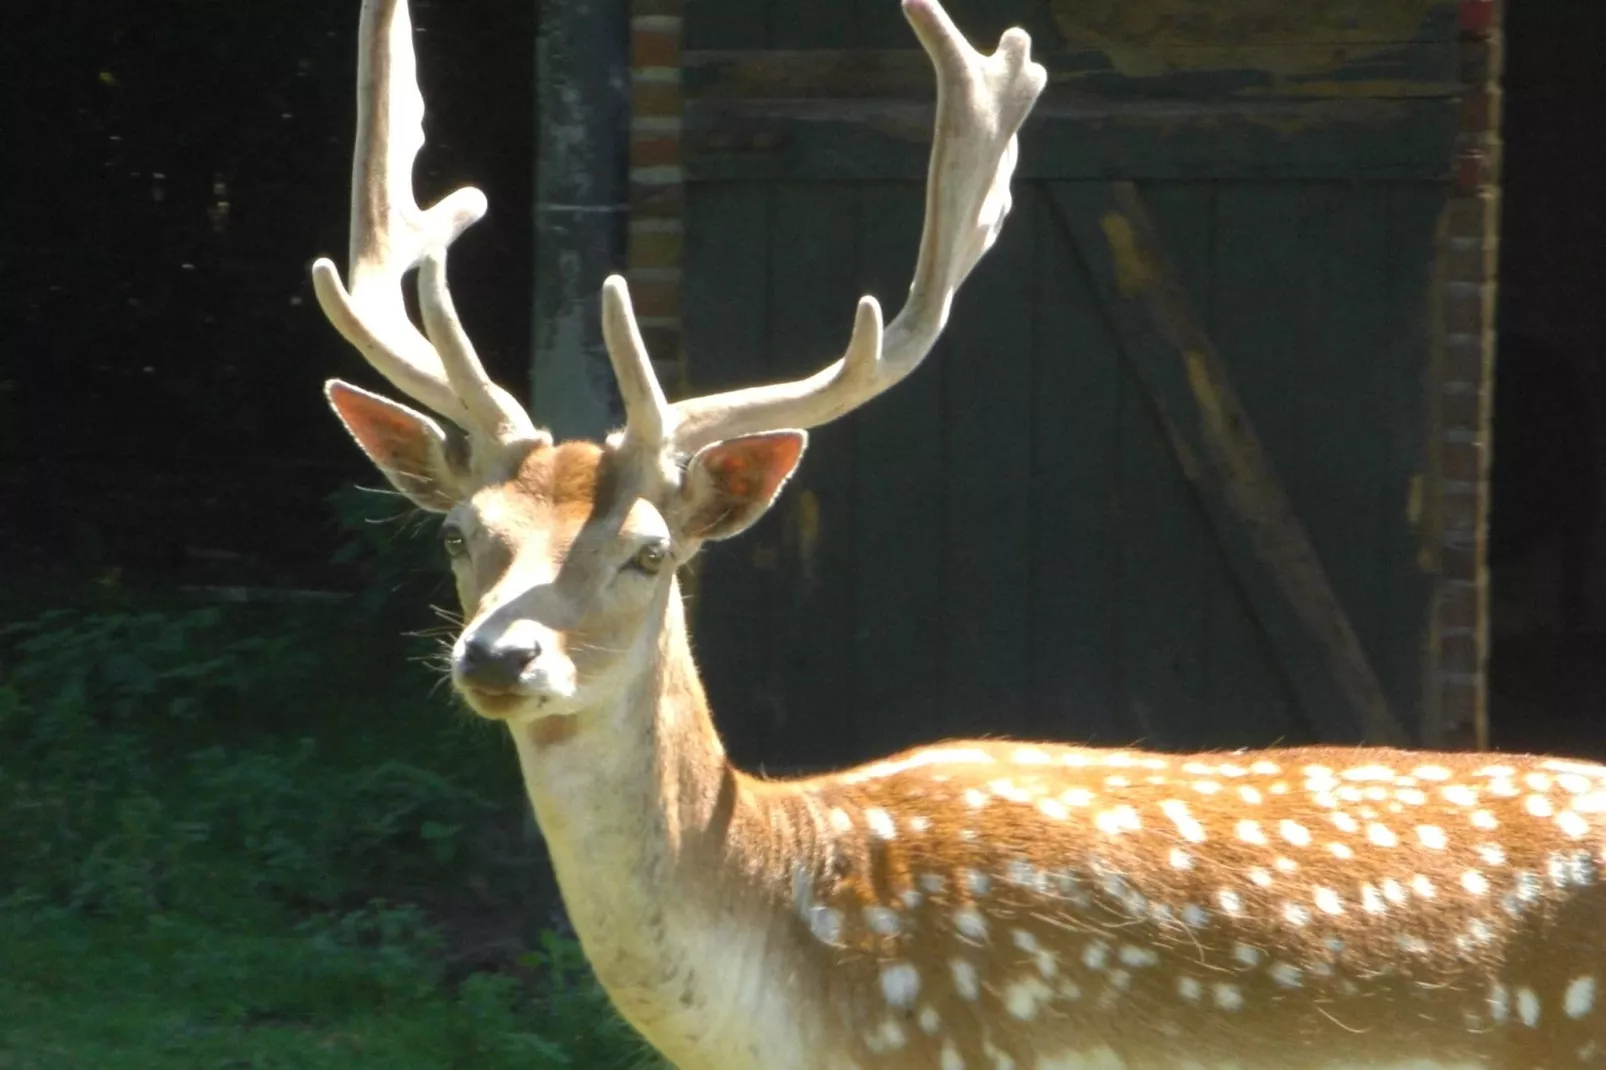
(1028, 183), (1124, 745)
(685, 97), (1459, 184)
(1111, 182), (1213, 749)
(1377, 183), (1447, 734)
(851, 182), (949, 759)
(764, 183), (863, 768)
(1048, 181), (1408, 746)
(681, 0), (768, 49)
(1212, 183), (1398, 711)
(680, 184), (778, 764)
(938, 187), (1038, 738)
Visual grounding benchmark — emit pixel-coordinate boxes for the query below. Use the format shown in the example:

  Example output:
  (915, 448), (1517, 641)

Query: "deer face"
(326, 379), (806, 724)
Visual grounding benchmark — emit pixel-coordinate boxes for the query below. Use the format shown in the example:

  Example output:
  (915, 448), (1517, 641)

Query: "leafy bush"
(0, 603), (657, 1067)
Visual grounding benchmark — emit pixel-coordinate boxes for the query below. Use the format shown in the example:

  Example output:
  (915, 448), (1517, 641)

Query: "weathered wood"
(765, 183), (862, 767)
(848, 183), (950, 759)
(531, 0), (630, 440)
(939, 188), (1037, 739)
(1049, 181), (1409, 746)
(683, 44), (1460, 102)
(1027, 185), (1126, 745)
(685, 97), (1459, 183)
(681, 184), (779, 764)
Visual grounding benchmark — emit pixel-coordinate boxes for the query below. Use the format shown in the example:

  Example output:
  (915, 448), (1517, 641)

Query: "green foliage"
(327, 483), (451, 617)
(0, 603), (660, 1068)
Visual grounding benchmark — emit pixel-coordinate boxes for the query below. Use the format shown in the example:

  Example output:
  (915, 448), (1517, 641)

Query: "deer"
(307, 0), (1606, 1066)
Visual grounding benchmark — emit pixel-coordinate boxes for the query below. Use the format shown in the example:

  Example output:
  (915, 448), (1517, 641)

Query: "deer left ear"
(675, 431), (808, 542)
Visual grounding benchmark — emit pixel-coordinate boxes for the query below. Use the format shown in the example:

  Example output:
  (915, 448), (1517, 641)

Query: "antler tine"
(660, 0), (1045, 456)
(600, 275), (672, 451)
(309, 0), (538, 447)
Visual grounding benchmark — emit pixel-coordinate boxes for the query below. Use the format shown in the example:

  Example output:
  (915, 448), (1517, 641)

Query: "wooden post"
(531, 0), (631, 441)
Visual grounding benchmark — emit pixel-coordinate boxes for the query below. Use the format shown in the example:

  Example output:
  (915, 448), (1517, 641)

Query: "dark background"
(4, 0), (1606, 749)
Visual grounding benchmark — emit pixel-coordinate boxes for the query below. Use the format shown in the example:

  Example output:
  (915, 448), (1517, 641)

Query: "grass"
(0, 553), (660, 1069)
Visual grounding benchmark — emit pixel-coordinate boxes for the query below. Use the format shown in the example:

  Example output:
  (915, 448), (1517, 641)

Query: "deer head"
(311, 0), (1046, 731)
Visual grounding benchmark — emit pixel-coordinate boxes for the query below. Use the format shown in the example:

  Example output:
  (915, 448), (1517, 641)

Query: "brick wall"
(1426, 0), (1504, 749)
(628, 0), (687, 399)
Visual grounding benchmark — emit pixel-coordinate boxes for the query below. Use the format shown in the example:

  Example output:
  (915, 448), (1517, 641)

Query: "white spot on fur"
(880, 962), (921, 1007)
(940, 1040), (964, 1070)
(1558, 810), (1590, 838)
(1177, 975), (1203, 1002)
(829, 807), (854, 832)
(1461, 869), (1490, 896)
(951, 957), (979, 1000)
(955, 907), (988, 942)
(1415, 825), (1448, 849)
(919, 1005), (942, 1034)
(1517, 986), (1541, 1027)
(1565, 976), (1596, 1019)
(1471, 809), (1499, 830)
(865, 906), (901, 935)
(1366, 823), (1399, 847)
(1169, 847), (1194, 870)
(1280, 820), (1312, 846)
(1160, 799), (1208, 843)
(1526, 794), (1555, 818)
(1314, 886), (1345, 914)
(1217, 889), (1244, 915)
(1269, 962), (1302, 988)
(1213, 983), (1244, 1011)
(1236, 819), (1268, 846)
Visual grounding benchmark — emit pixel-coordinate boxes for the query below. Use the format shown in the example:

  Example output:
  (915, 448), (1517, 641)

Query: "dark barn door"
(679, 0), (1461, 770)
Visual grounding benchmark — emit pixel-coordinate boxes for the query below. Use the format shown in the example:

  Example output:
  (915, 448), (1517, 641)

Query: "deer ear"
(324, 379), (472, 513)
(675, 431), (808, 542)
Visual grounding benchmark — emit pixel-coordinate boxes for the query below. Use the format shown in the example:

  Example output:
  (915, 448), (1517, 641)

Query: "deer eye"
(627, 542), (669, 575)
(441, 526), (468, 559)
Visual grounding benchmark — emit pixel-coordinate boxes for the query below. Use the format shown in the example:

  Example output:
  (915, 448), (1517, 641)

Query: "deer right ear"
(324, 379), (472, 513)
(675, 431), (808, 542)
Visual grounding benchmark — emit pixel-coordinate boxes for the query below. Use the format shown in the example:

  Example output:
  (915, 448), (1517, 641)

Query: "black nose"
(457, 632), (539, 691)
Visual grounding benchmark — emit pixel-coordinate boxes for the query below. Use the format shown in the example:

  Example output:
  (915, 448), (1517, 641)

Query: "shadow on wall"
(1486, 331), (1606, 760)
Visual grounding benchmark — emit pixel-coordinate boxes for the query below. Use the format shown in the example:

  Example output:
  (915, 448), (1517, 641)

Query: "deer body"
(508, 559), (1606, 1069)
(306, 0), (1605, 1065)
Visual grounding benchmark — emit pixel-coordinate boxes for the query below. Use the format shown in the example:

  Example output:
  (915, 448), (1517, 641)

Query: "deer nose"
(457, 630), (540, 692)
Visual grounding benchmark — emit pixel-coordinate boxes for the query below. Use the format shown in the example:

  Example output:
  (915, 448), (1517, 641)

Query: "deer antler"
(310, 0), (539, 449)
(603, 0), (1046, 457)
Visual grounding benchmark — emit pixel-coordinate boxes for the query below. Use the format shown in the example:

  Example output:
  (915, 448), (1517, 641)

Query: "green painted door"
(680, 0), (1460, 769)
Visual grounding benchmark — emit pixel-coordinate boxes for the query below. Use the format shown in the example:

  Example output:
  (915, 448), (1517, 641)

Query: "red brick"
(1444, 195), (1494, 241)
(628, 227), (683, 270)
(1440, 632), (1482, 677)
(1441, 439), (1484, 484)
(631, 133), (682, 170)
(1439, 384), (1485, 432)
(1442, 333), (1488, 386)
(1443, 282), (1494, 336)
(1436, 677), (1482, 744)
(1438, 581), (1480, 632)
(632, 25), (681, 68)
(1442, 239), (1496, 285)
(632, 80), (681, 118)
(625, 276), (681, 319)
(1439, 540), (1481, 582)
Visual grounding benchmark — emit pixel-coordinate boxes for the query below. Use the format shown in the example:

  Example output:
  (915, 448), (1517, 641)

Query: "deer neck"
(505, 580), (791, 1052)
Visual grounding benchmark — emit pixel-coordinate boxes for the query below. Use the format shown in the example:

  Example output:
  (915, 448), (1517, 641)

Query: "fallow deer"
(310, 0), (1606, 1066)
